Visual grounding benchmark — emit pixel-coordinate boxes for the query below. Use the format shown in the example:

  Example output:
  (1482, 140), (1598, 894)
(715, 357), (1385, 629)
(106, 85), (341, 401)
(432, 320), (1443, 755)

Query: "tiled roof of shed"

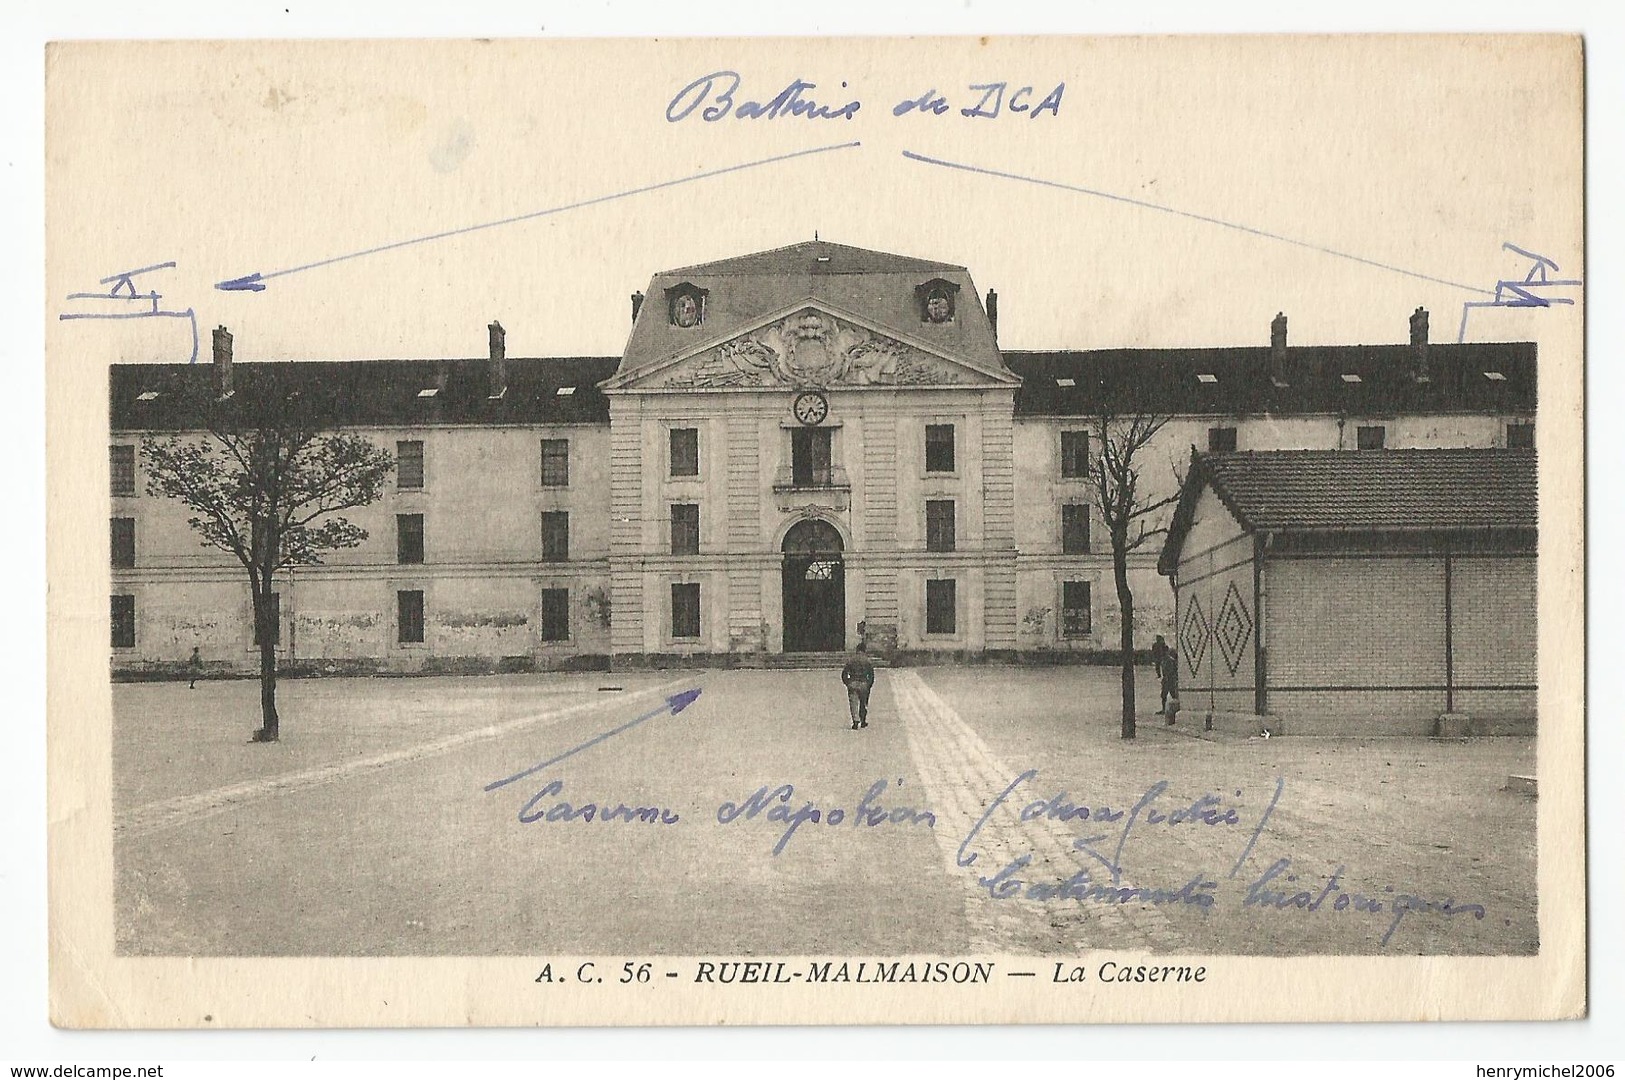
(110, 357), (620, 431)
(1004, 342), (1536, 417)
(1159, 448), (1537, 572)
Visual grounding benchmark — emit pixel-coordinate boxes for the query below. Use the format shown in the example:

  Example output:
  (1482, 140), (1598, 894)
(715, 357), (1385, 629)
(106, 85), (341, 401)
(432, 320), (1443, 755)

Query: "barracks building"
(108, 241), (1538, 689)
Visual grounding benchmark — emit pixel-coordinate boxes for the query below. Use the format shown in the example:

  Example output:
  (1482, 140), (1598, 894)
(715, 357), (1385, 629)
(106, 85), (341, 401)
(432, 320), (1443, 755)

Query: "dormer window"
(665, 282), (709, 329)
(1197, 373), (1218, 384)
(417, 387), (439, 398)
(914, 278), (960, 324)
(136, 390), (160, 401)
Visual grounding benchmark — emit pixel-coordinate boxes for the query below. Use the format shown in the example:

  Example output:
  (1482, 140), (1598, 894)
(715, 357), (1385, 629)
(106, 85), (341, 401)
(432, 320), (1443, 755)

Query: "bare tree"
(142, 379), (394, 742)
(1083, 409), (1182, 739)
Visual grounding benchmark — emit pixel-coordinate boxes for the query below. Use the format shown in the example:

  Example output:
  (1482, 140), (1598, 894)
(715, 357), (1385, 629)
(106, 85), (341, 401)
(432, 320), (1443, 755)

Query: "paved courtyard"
(113, 666), (1538, 957)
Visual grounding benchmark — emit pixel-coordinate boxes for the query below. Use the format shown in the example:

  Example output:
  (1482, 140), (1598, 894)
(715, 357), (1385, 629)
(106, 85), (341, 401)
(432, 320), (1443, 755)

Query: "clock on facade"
(792, 391), (829, 426)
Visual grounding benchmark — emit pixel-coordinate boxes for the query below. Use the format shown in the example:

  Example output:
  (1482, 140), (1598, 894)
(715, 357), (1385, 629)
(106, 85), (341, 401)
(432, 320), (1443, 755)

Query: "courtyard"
(113, 665), (1538, 957)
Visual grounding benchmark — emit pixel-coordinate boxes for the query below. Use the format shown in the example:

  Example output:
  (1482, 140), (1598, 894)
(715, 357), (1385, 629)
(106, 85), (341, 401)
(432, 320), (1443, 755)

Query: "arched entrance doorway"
(782, 519), (845, 653)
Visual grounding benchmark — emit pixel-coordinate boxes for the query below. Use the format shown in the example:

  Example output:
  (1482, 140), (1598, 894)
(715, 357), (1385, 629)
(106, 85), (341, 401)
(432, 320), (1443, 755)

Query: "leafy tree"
(142, 379), (394, 742)
(1082, 409), (1181, 739)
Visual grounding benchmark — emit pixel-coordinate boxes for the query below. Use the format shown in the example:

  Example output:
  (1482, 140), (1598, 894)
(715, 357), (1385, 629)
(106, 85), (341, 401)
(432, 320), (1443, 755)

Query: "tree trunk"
(251, 586), (280, 742)
(1115, 541), (1136, 739)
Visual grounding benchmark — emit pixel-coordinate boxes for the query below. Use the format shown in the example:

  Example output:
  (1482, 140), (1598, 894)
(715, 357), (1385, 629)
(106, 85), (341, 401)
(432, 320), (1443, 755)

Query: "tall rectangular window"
(541, 511), (570, 562)
(671, 582), (701, 639)
(111, 594), (135, 649)
(396, 440), (425, 489)
(1208, 426), (1238, 452)
(1356, 425), (1386, 450)
(1061, 430), (1090, 477)
(1507, 422), (1535, 449)
(925, 424), (956, 473)
(925, 579), (957, 635)
(792, 428), (833, 486)
(1062, 581), (1092, 637)
(540, 439), (570, 487)
(670, 428), (699, 477)
(925, 499), (956, 553)
(397, 590), (425, 644)
(110, 445), (136, 497)
(111, 517), (136, 568)
(253, 593), (281, 647)
(397, 514), (425, 564)
(671, 504), (700, 556)
(1061, 504), (1091, 554)
(540, 588), (570, 642)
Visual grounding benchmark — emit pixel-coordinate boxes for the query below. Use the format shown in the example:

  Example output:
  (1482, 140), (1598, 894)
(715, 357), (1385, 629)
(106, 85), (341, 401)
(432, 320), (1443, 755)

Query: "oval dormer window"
(666, 282), (709, 328)
(914, 278), (960, 324)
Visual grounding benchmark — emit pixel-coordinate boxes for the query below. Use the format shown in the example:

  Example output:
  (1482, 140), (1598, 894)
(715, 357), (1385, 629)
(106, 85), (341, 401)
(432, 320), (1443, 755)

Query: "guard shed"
(1157, 449), (1537, 736)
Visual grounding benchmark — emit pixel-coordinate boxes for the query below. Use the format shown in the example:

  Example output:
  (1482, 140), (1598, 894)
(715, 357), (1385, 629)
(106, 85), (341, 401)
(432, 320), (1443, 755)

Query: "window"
(1356, 425), (1386, 450)
(1062, 581), (1092, 637)
(1507, 422), (1535, 449)
(397, 590), (425, 644)
(110, 445), (136, 496)
(540, 439), (570, 487)
(540, 588), (570, 642)
(791, 428), (833, 487)
(541, 511), (569, 562)
(253, 593), (281, 647)
(397, 514), (425, 564)
(1208, 426), (1238, 452)
(671, 582), (701, 639)
(1061, 430), (1090, 478)
(397, 440), (424, 489)
(925, 579), (957, 635)
(110, 517), (135, 568)
(925, 424), (955, 473)
(671, 504), (700, 556)
(670, 428), (700, 477)
(1061, 504), (1091, 555)
(111, 594), (135, 649)
(925, 500), (956, 553)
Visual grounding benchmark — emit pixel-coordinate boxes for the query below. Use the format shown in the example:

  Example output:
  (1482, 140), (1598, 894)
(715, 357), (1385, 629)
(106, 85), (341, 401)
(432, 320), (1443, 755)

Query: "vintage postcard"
(46, 34), (1585, 1027)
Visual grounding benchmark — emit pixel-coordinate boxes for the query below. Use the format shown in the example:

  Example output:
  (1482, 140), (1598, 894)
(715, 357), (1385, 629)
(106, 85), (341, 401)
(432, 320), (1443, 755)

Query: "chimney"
(631, 292), (645, 323)
(1409, 306), (1430, 381)
(212, 325), (233, 396)
(985, 288), (999, 341)
(487, 320), (507, 397)
(1269, 312), (1288, 385)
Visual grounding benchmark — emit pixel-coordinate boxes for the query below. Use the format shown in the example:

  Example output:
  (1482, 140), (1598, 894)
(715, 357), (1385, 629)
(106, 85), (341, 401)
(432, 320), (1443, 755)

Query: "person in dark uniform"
(841, 642), (876, 730)
(1160, 648), (1181, 725)
(1149, 635), (1171, 712)
(187, 645), (203, 690)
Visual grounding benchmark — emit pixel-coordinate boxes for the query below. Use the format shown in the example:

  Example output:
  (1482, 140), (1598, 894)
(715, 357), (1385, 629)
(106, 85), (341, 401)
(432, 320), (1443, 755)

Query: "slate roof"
(1004, 342), (1536, 417)
(617, 240), (1004, 378)
(1159, 448), (1538, 573)
(110, 357), (620, 432)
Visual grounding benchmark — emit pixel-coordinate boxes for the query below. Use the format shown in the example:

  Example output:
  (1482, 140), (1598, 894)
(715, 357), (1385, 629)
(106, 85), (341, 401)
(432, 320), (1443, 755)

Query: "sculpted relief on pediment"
(656, 309), (965, 389)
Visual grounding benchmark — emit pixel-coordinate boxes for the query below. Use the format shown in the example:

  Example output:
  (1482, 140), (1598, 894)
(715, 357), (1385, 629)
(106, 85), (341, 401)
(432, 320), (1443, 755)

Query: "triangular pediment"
(603, 302), (1019, 391)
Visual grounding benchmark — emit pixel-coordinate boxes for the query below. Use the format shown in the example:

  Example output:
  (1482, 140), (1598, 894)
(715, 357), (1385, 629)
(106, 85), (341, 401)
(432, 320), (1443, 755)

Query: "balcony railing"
(772, 465), (851, 492)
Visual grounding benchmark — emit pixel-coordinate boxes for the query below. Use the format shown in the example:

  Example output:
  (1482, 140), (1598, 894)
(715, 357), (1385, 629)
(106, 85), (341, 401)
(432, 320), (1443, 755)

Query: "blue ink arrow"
(216, 273), (267, 292)
(214, 141), (862, 293)
(484, 688), (702, 793)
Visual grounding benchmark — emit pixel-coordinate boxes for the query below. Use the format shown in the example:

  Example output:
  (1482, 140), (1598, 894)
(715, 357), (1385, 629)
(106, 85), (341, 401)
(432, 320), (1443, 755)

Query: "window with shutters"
(1207, 426), (1238, 452)
(925, 578), (957, 635)
(540, 588), (570, 642)
(671, 583), (701, 639)
(397, 590), (425, 644)
(541, 511), (569, 562)
(925, 500), (956, 552)
(110, 445), (136, 496)
(791, 428), (833, 487)
(397, 514), (425, 564)
(671, 504), (700, 556)
(670, 428), (699, 477)
(540, 439), (570, 487)
(1061, 430), (1090, 477)
(1357, 425), (1386, 450)
(1061, 504), (1091, 554)
(925, 424), (955, 473)
(111, 594), (136, 649)
(396, 440), (424, 488)
(111, 517), (136, 568)
(1062, 581), (1092, 637)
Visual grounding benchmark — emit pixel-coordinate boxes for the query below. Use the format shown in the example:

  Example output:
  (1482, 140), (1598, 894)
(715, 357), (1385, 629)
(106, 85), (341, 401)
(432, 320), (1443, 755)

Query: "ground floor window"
(925, 578), (956, 635)
(671, 583), (701, 639)
(252, 593), (281, 647)
(540, 588), (570, 642)
(111, 594), (135, 648)
(397, 590), (425, 644)
(1062, 580), (1092, 637)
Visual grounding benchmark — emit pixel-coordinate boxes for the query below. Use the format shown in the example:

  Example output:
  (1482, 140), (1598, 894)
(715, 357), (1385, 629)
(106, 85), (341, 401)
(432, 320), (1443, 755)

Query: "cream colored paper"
(47, 35), (1584, 1027)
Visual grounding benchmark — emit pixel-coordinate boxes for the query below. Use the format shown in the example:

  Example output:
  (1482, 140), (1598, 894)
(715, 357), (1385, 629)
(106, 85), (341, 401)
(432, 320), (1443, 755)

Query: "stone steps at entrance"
(764, 652), (890, 670)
